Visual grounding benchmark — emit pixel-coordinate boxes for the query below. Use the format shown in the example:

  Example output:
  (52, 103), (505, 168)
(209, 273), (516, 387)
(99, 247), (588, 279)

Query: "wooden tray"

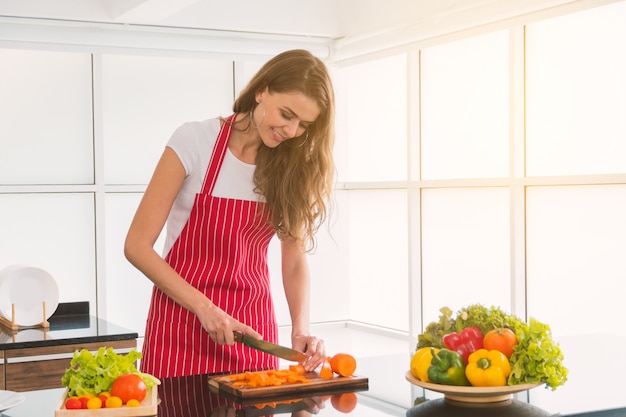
(208, 372), (368, 401)
(54, 387), (158, 417)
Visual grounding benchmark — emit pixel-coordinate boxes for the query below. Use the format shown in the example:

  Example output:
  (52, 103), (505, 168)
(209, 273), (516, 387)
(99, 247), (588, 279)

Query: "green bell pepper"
(427, 348), (471, 386)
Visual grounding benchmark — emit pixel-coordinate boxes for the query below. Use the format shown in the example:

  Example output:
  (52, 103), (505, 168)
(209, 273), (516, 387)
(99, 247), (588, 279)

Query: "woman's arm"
(124, 147), (261, 345)
(281, 239), (325, 370)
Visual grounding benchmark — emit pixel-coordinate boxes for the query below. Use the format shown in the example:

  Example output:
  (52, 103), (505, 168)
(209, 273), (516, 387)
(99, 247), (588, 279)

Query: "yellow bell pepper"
(465, 348), (511, 387)
(410, 347), (440, 382)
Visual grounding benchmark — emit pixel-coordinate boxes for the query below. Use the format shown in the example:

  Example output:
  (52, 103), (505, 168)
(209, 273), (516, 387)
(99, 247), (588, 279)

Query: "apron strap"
(200, 113), (237, 195)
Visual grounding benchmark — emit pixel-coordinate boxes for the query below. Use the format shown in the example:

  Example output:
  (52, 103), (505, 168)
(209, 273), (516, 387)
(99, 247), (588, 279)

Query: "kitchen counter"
(1, 374), (407, 417)
(0, 302), (138, 391)
(2, 372), (626, 417)
(0, 302), (137, 350)
(2, 325), (625, 416)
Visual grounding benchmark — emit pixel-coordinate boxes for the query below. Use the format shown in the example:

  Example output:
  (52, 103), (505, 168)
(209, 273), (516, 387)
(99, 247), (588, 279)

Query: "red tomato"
(77, 396), (90, 409)
(98, 393), (109, 406)
(483, 328), (518, 358)
(110, 373), (147, 404)
(65, 397), (82, 409)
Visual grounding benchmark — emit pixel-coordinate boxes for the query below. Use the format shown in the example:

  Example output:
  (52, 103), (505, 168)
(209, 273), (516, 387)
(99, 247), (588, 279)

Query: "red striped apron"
(141, 114), (279, 378)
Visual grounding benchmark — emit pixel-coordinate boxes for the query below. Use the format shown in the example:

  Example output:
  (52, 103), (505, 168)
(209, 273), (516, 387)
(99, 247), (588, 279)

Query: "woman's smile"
(254, 89), (320, 148)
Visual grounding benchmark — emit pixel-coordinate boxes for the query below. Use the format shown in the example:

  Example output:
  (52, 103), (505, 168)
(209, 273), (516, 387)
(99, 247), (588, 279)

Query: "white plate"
(0, 265), (59, 326)
(0, 390), (26, 413)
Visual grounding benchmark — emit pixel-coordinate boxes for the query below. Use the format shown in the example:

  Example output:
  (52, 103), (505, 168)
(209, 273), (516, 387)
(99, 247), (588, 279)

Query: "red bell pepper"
(442, 326), (484, 363)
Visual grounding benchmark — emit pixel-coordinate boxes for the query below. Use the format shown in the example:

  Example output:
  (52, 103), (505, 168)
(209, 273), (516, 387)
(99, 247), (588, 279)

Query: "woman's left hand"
(293, 334), (326, 372)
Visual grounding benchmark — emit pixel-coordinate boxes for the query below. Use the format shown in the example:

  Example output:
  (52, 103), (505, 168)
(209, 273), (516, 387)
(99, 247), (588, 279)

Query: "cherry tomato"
(111, 373), (147, 404)
(98, 392), (110, 405)
(86, 397), (103, 409)
(64, 397), (82, 409)
(105, 396), (123, 408)
(77, 396), (91, 409)
(126, 399), (141, 407)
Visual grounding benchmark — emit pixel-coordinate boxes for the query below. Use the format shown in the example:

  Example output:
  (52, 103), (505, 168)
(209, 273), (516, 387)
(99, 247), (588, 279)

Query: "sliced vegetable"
(465, 348), (511, 387)
(319, 357), (334, 379)
(427, 348), (470, 386)
(329, 353), (357, 377)
(288, 364), (306, 374)
(228, 369), (311, 387)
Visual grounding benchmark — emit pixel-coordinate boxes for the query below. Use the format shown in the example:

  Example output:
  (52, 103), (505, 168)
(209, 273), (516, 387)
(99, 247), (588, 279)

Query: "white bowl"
(0, 265), (59, 326)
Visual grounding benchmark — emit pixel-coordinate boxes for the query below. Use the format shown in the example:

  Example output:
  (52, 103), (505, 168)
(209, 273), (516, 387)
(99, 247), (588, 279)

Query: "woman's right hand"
(195, 301), (262, 345)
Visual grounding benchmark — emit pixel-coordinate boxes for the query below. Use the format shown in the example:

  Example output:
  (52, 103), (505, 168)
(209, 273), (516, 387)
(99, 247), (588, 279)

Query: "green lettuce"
(61, 347), (160, 396)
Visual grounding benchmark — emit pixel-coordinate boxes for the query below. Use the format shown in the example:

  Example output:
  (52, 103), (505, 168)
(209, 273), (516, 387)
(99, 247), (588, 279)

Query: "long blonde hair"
(233, 49), (335, 251)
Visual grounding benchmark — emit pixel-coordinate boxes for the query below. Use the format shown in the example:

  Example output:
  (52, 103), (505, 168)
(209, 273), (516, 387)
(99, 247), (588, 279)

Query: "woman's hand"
(292, 334), (326, 372)
(294, 395), (326, 416)
(195, 301), (262, 345)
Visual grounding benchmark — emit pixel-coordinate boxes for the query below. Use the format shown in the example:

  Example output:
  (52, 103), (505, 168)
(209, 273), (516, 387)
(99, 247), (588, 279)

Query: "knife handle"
(233, 331), (244, 342)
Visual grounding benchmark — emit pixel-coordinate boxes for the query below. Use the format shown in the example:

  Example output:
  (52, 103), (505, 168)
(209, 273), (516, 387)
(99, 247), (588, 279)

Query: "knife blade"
(233, 331), (308, 362)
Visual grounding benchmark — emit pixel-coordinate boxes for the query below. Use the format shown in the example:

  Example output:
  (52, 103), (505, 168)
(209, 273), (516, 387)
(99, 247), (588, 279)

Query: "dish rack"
(0, 301), (50, 332)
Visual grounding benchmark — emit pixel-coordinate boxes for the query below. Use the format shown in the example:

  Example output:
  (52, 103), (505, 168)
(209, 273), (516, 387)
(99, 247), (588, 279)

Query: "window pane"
(526, 184), (626, 413)
(421, 31), (510, 179)
(421, 187), (511, 324)
(336, 54), (407, 182)
(526, 185), (626, 337)
(347, 190), (408, 330)
(0, 49), (94, 184)
(526, 1), (626, 176)
(102, 54), (234, 184)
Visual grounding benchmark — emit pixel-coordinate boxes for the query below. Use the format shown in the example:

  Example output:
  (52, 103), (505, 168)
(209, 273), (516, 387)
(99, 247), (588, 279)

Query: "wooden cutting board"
(208, 371), (368, 400)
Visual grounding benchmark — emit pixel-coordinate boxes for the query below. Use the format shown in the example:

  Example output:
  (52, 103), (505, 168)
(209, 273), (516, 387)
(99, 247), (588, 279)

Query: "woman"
(124, 49), (335, 378)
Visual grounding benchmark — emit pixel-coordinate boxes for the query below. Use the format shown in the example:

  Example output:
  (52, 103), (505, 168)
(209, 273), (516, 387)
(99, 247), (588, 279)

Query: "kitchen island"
(2, 325), (626, 416)
(1, 373), (407, 417)
(2, 372), (626, 417)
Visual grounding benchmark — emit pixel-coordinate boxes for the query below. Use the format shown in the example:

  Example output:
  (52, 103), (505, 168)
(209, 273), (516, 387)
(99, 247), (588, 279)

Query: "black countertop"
(2, 373), (626, 417)
(0, 374), (407, 417)
(0, 302), (137, 350)
(1, 316), (625, 417)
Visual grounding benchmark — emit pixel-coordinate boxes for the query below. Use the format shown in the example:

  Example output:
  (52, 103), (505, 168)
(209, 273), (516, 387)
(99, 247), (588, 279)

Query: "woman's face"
(254, 87), (320, 148)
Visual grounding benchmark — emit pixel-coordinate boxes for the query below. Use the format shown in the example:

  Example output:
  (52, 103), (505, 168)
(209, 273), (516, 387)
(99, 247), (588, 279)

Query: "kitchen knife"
(233, 331), (308, 362)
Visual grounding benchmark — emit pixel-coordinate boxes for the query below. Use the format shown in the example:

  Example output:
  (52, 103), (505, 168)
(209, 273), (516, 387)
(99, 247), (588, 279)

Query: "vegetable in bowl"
(416, 304), (568, 390)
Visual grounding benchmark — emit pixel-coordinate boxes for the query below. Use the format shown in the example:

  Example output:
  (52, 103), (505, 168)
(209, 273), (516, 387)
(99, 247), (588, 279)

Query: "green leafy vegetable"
(415, 304), (568, 390)
(508, 317), (568, 390)
(455, 304), (517, 334)
(61, 347), (160, 397)
(416, 306), (455, 348)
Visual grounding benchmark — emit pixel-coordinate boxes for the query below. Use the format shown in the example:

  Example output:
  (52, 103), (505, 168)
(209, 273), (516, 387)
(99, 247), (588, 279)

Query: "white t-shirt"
(162, 117), (262, 256)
